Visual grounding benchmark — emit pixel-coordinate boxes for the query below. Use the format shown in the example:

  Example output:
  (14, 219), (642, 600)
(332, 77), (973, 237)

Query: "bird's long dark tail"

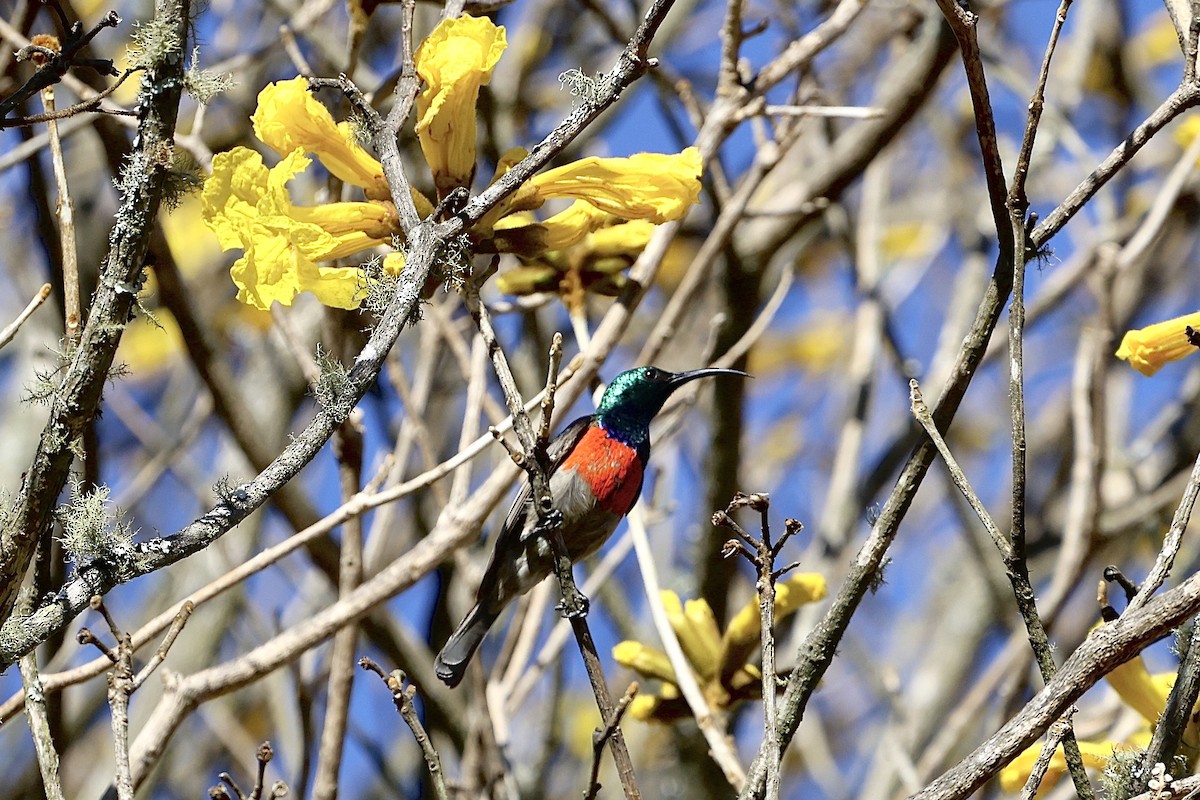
(435, 603), (499, 688)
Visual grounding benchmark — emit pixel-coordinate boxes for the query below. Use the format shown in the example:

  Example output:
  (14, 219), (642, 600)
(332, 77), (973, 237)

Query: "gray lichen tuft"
(183, 48), (235, 104)
(314, 346), (353, 414)
(558, 68), (609, 105)
(23, 344), (69, 406)
(56, 483), (136, 569)
(437, 235), (472, 293)
(160, 149), (205, 210)
(358, 254), (401, 317)
(127, 15), (185, 71)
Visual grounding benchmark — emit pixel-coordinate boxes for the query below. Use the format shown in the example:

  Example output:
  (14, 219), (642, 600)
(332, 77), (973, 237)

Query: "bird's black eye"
(644, 367), (663, 382)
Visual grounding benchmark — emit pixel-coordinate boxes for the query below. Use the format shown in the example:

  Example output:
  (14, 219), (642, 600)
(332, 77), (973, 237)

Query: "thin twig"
(716, 0), (747, 95)
(18, 651), (65, 800)
(1019, 711), (1075, 800)
(715, 493), (784, 800)
(131, 601), (193, 690)
(585, 683), (639, 800)
(211, 743), (286, 800)
(1126, 447), (1200, 613)
(0, 9), (120, 120)
(17, 585), (64, 800)
(502, 532), (632, 710)
(761, 104), (884, 118)
(108, 628), (135, 800)
(1031, 82), (1200, 249)
(909, 382), (1009, 556)
(1006, 0), (1072, 213)
(360, 659), (450, 800)
(538, 333), (565, 453)
(1, 68), (138, 128)
(910, 380), (1094, 797)
(312, 412), (365, 800)
(0, 283), (51, 350)
(253, 742), (274, 800)
(931, 0), (1013, 265)
(40, 84), (78, 349)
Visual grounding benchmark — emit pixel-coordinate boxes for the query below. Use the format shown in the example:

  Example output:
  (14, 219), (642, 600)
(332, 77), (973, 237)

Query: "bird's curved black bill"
(667, 367), (752, 389)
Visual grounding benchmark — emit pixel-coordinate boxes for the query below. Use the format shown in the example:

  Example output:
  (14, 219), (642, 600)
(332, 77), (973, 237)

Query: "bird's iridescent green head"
(596, 365), (749, 433)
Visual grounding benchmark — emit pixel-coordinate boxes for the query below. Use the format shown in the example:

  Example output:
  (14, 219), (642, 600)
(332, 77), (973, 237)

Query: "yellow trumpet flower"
(1116, 311), (1200, 376)
(415, 15), (507, 193)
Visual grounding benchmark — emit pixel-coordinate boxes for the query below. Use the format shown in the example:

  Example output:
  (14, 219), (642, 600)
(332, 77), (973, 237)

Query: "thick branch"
(0, 0), (191, 623)
(910, 569), (1200, 799)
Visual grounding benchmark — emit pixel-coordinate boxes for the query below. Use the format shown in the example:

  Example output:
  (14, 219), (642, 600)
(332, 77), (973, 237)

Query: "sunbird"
(435, 365), (748, 687)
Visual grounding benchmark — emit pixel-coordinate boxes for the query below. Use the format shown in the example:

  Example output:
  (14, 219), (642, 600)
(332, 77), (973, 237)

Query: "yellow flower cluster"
(202, 15), (703, 311)
(203, 79), (407, 310)
(613, 573), (827, 722)
(999, 635), (1200, 794)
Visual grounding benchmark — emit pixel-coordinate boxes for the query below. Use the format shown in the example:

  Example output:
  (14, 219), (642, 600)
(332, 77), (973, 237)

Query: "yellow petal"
(495, 264), (559, 295)
(529, 147), (702, 223)
(415, 15), (507, 192)
(585, 219), (656, 256)
(776, 572), (828, 615)
(226, 216), (364, 311)
(998, 740), (1115, 794)
(290, 198), (398, 242)
(383, 252), (406, 276)
(628, 695), (660, 721)
(1115, 310), (1200, 376)
(203, 147), (381, 310)
(202, 147), (285, 249)
(252, 78), (387, 196)
(660, 589), (683, 617)
(227, 222), (321, 309)
(657, 591), (719, 679)
(725, 600), (763, 653)
(1106, 656), (1170, 725)
(294, 260), (364, 309)
(681, 599), (722, 680)
(612, 641), (677, 684)
(725, 573), (828, 651)
(227, 213), (376, 310)
(539, 200), (616, 250)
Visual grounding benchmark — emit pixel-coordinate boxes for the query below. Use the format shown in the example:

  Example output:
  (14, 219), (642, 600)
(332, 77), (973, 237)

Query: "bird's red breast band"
(560, 426), (644, 515)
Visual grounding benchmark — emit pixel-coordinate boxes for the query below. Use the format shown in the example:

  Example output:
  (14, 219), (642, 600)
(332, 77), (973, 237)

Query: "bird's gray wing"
(494, 415), (593, 541)
(474, 417), (593, 605)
